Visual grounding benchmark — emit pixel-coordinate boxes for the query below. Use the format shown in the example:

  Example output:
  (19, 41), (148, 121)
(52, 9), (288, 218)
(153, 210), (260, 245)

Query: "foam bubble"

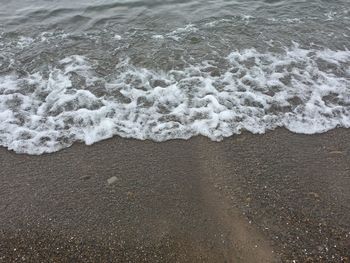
(113, 34), (122, 40)
(0, 44), (350, 154)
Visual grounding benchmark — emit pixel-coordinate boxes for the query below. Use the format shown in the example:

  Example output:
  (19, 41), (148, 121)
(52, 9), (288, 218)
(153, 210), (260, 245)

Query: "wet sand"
(0, 129), (350, 262)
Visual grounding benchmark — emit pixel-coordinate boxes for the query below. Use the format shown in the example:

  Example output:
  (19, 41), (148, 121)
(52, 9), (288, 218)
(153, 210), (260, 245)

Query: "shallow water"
(0, 0), (349, 154)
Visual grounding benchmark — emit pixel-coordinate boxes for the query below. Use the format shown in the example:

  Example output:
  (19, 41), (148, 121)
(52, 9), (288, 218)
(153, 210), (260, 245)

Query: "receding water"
(0, 0), (349, 154)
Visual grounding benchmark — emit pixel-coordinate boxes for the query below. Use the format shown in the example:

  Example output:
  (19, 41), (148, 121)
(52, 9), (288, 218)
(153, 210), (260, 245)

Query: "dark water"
(0, 0), (350, 154)
(2, 0), (349, 67)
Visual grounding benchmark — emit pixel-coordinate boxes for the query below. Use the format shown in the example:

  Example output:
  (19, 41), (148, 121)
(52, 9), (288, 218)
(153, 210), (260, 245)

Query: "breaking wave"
(0, 43), (350, 154)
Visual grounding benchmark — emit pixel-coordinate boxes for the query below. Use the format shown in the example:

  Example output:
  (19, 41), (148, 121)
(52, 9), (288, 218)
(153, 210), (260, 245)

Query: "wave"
(0, 43), (349, 154)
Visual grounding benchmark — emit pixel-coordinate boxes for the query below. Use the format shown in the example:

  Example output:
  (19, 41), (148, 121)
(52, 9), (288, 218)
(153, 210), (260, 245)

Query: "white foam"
(113, 34), (122, 40)
(0, 44), (350, 154)
(166, 24), (198, 41)
(16, 36), (34, 48)
(152, 34), (164, 40)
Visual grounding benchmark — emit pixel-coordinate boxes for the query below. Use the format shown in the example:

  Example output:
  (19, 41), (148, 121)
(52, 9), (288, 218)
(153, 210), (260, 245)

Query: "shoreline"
(1, 128), (350, 262)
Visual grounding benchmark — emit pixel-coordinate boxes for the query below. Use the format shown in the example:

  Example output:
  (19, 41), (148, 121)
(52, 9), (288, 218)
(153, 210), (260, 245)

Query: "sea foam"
(0, 44), (349, 154)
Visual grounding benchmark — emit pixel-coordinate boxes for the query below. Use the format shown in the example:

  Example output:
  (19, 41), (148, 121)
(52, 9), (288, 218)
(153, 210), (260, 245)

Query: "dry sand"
(1, 129), (350, 262)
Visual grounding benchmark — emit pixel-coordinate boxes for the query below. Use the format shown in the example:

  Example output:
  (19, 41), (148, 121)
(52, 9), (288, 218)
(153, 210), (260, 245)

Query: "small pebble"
(107, 176), (118, 185)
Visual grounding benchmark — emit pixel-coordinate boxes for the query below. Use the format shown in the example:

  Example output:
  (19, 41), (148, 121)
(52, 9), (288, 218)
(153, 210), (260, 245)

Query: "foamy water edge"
(0, 43), (349, 154)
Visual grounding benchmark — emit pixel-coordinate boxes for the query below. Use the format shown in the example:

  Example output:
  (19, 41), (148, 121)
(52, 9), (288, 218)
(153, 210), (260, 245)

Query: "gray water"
(0, 0), (350, 154)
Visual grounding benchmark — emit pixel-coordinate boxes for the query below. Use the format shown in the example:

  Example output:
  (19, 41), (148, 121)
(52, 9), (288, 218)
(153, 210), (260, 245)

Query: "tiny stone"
(329, 150), (343, 154)
(107, 176), (118, 185)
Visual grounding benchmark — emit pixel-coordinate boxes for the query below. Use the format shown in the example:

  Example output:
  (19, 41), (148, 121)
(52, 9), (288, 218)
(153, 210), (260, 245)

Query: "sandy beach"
(1, 0), (350, 261)
(0, 129), (349, 262)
